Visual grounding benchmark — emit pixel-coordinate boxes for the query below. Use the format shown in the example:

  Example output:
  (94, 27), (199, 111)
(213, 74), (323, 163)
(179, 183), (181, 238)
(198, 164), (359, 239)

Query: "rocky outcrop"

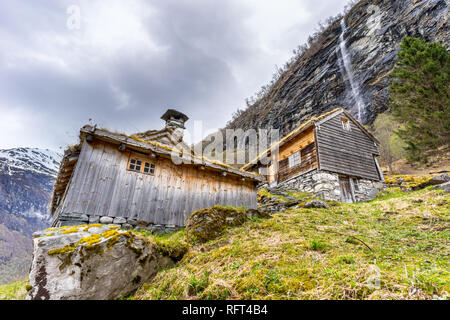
(257, 192), (304, 214)
(257, 188), (331, 213)
(427, 173), (450, 185)
(26, 225), (174, 300)
(186, 206), (270, 242)
(385, 173), (450, 191)
(428, 174), (450, 193)
(433, 181), (450, 193)
(302, 200), (329, 209)
(226, 0), (449, 136)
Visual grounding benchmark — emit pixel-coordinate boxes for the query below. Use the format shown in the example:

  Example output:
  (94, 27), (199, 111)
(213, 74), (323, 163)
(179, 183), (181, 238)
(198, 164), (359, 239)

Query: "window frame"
(127, 154), (156, 175)
(352, 178), (360, 191)
(341, 117), (351, 131)
(288, 151), (300, 168)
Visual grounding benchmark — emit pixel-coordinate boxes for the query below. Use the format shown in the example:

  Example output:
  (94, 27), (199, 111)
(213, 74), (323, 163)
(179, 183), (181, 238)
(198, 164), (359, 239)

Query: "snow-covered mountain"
(0, 148), (61, 177)
(0, 147), (62, 284)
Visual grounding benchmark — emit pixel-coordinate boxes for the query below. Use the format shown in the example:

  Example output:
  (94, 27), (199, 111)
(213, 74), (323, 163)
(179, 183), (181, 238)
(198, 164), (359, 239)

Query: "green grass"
(0, 280), (28, 300)
(2, 187), (448, 300)
(133, 228), (188, 259)
(133, 187), (449, 300)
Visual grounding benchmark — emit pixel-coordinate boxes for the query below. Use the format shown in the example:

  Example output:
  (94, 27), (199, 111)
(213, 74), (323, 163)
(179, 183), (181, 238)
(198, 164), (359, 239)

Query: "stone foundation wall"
(353, 178), (384, 202)
(279, 169), (341, 201)
(278, 169), (383, 202)
(54, 212), (180, 234)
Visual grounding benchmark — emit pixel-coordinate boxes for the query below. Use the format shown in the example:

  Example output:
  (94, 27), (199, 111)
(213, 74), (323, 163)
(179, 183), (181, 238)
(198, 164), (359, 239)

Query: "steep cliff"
(226, 0), (449, 138)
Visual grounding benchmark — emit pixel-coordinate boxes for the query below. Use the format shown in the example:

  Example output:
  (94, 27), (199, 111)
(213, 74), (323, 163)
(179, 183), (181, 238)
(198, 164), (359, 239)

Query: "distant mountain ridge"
(0, 148), (61, 177)
(0, 147), (62, 285)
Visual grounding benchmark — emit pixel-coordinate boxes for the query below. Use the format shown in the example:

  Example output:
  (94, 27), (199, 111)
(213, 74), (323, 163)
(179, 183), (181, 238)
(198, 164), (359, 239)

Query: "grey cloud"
(0, 0), (348, 149)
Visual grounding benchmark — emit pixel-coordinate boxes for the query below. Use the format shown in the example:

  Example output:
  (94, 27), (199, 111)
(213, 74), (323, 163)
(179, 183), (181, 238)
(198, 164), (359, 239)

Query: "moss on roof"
(94, 128), (258, 175)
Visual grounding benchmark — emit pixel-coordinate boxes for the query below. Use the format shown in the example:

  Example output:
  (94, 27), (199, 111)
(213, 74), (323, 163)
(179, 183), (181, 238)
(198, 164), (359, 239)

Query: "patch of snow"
(0, 147), (63, 177)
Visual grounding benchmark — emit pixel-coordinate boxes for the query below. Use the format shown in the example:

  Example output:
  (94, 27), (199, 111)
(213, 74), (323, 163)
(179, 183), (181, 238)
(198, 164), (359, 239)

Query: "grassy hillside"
(0, 280), (28, 300)
(132, 187), (449, 300)
(1, 185), (448, 300)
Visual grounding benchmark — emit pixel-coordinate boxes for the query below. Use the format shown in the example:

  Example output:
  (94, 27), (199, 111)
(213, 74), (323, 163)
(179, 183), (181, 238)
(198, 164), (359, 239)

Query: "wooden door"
(339, 176), (354, 203)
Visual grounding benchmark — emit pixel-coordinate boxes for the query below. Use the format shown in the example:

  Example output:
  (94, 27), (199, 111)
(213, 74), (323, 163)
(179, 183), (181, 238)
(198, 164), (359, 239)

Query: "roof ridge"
(242, 107), (343, 170)
(81, 125), (260, 178)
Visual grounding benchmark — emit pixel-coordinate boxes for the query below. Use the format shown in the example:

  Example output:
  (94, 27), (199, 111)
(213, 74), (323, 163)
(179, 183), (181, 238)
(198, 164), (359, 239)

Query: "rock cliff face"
(227, 0), (449, 137)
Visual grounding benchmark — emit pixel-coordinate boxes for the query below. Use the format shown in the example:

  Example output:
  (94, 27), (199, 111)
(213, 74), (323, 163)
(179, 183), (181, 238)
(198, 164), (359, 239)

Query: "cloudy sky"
(0, 0), (350, 151)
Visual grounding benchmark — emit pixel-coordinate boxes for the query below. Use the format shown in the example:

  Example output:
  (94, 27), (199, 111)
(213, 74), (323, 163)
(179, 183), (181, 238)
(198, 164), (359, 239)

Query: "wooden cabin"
(51, 109), (263, 230)
(242, 108), (384, 203)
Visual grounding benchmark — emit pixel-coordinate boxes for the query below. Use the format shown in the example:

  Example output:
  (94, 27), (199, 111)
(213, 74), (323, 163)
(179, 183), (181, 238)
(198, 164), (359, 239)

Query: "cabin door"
(339, 176), (354, 203)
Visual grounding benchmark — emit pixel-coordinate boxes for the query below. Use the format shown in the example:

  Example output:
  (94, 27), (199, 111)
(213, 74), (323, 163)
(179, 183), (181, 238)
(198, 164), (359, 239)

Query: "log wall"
(58, 140), (257, 226)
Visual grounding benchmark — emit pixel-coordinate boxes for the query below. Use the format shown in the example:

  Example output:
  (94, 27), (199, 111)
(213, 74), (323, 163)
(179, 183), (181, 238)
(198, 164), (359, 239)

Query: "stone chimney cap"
(161, 109), (189, 123)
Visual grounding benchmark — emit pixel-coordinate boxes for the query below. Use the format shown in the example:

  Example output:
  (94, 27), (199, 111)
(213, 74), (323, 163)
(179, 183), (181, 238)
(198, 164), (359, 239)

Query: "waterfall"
(339, 19), (365, 122)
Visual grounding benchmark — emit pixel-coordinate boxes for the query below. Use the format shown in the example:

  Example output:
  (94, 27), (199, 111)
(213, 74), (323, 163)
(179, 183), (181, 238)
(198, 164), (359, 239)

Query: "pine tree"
(389, 37), (449, 163)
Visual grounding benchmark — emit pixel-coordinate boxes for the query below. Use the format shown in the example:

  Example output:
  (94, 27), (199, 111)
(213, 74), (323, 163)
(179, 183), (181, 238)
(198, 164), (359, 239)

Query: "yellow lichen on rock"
(384, 174), (433, 189)
(48, 246), (76, 256)
(46, 227), (131, 258)
(82, 224), (103, 232)
(77, 234), (102, 247)
(62, 228), (80, 234)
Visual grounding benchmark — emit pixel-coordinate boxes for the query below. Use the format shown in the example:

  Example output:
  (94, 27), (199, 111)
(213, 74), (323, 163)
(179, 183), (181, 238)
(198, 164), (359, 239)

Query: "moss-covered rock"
(186, 205), (270, 242)
(27, 224), (174, 300)
(383, 174), (450, 191)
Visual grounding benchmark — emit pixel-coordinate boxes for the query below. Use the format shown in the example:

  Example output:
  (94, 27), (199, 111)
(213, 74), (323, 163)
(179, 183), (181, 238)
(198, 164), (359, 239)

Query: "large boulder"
(187, 206), (270, 242)
(428, 173), (450, 185)
(412, 173), (450, 190)
(433, 181), (450, 193)
(301, 200), (329, 209)
(26, 224), (174, 300)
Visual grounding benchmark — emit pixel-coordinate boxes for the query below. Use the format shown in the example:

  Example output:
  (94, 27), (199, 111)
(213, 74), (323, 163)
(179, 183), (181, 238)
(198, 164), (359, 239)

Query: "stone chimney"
(161, 109), (189, 141)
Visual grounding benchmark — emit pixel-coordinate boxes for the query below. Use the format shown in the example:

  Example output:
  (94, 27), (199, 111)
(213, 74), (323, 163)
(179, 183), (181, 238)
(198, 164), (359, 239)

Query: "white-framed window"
(341, 118), (351, 131)
(288, 152), (300, 168)
(128, 157), (155, 175)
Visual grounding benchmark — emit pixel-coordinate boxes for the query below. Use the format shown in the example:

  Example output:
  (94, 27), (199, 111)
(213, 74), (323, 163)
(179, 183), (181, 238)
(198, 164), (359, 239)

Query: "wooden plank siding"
(59, 140), (257, 226)
(277, 142), (317, 182)
(263, 127), (318, 184)
(278, 128), (315, 161)
(315, 114), (381, 181)
(275, 127), (318, 183)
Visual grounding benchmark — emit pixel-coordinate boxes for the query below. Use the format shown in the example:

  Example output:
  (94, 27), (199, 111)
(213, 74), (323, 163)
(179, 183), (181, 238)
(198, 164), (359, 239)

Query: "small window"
(288, 152), (300, 168)
(128, 157), (155, 175)
(341, 118), (351, 131)
(352, 178), (359, 191)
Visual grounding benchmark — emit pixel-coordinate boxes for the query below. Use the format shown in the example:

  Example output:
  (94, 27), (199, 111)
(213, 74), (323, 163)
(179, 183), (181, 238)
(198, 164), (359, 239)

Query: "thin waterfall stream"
(339, 19), (366, 122)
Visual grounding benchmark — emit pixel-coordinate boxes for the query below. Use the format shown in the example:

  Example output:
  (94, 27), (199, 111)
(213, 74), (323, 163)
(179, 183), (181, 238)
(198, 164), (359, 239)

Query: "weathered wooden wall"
(278, 128), (315, 161)
(315, 114), (381, 181)
(58, 140), (257, 226)
(265, 128), (317, 184)
(278, 142), (317, 182)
